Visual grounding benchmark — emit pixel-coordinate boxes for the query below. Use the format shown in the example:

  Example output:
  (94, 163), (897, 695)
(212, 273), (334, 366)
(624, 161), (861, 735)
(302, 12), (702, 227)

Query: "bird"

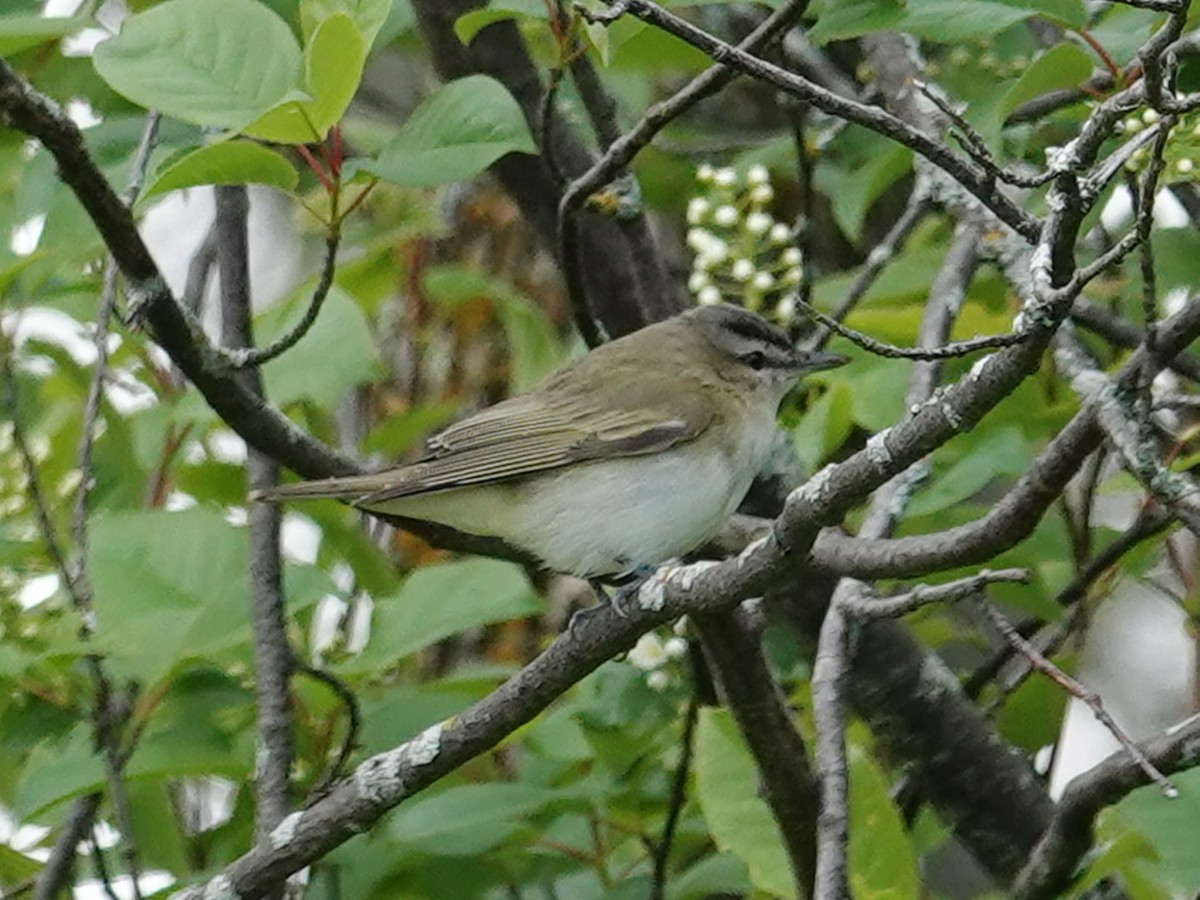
(253, 303), (846, 608)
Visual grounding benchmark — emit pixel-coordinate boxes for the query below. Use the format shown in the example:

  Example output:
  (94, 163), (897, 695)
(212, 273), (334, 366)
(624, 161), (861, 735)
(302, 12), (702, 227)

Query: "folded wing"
(256, 389), (714, 507)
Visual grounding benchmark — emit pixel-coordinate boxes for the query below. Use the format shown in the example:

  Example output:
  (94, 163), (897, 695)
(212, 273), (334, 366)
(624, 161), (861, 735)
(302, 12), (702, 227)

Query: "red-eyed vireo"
(255, 304), (846, 590)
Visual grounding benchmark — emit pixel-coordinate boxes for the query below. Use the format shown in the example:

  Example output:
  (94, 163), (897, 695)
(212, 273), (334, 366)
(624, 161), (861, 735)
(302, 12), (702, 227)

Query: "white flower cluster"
(1115, 109), (1200, 177)
(941, 45), (1027, 79)
(627, 626), (690, 691)
(686, 164), (802, 324)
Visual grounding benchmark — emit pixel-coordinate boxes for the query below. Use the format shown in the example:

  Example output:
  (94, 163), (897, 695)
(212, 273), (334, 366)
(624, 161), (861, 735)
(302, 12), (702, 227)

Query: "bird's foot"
(566, 568), (656, 637)
(609, 565), (657, 615)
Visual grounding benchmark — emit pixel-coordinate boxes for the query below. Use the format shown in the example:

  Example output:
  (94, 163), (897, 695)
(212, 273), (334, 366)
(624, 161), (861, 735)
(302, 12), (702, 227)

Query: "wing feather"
(355, 392), (713, 507)
(262, 368), (718, 510)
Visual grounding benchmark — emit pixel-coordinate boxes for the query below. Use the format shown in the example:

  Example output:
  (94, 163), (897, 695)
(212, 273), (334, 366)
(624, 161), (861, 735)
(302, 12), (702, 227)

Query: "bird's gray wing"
(354, 394), (712, 506)
(254, 393), (712, 506)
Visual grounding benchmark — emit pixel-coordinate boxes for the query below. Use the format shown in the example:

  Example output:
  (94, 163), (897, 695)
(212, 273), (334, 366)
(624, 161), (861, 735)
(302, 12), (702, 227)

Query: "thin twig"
(539, 24), (570, 187)
(650, 691), (699, 900)
(843, 569), (1031, 619)
(296, 663), (362, 802)
(975, 598), (1178, 797)
(219, 230), (341, 369)
(0, 56), (362, 486)
(795, 295), (1032, 360)
(557, 0), (809, 338)
(564, 0), (843, 216)
(32, 795), (102, 900)
(4, 342), (145, 899)
(215, 186), (295, 848)
(1059, 503), (1175, 608)
(811, 223), (985, 900)
(1, 350), (73, 587)
(89, 828), (121, 900)
(1072, 297), (1200, 383)
(974, 505), (1175, 714)
(72, 112), (160, 604)
(1056, 331), (1200, 538)
(1134, 123), (1173, 436)
(810, 600), (852, 900)
(182, 220), (219, 314)
(1081, 121), (1164, 202)
(913, 81), (1054, 189)
(1105, 0), (1184, 12)
(804, 194), (930, 351)
(1155, 393), (1200, 409)
(566, 16), (677, 320)
(595, 0), (1040, 240)
(1013, 713), (1200, 899)
(791, 110), (816, 316)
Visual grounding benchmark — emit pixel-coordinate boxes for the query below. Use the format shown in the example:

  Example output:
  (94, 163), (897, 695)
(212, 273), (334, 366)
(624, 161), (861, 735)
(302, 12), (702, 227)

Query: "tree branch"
(598, 0), (1039, 240)
(410, 0), (677, 338)
(214, 187), (295, 863)
(1013, 714), (1200, 899)
(694, 609), (819, 896)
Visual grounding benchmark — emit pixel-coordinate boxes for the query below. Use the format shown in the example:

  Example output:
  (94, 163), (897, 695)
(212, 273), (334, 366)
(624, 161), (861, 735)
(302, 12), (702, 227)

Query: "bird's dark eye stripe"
(742, 350), (767, 369)
(742, 349), (788, 369)
(722, 316), (793, 352)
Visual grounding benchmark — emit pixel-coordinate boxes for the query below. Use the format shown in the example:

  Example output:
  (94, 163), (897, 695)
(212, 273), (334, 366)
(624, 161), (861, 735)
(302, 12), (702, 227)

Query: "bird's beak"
(793, 350), (849, 373)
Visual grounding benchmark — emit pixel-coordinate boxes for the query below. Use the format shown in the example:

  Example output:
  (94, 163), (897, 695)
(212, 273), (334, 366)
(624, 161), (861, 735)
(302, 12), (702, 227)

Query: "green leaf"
(1119, 767), (1200, 895)
(1001, 0), (1087, 28)
(359, 681), (496, 755)
(895, 0), (1039, 41)
(125, 674), (253, 783)
(1087, 6), (1159, 68)
(128, 781), (190, 874)
(1072, 811), (1169, 899)
(455, 5), (539, 45)
(996, 671), (1069, 751)
(362, 75), (537, 187)
(422, 264), (566, 392)
(998, 44), (1094, 121)
(87, 508), (250, 684)
(846, 357), (910, 433)
(0, 14), (87, 55)
(304, 13), (366, 133)
(0, 844), (41, 883)
(16, 724), (103, 817)
(671, 853), (751, 899)
(138, 142), (298, 206)
(93, 0), (302, 131)
(361, 403), (460, 456)
(808, 0), (904, 45)
(793, 382), (853, 472)
(906, 426), (1033, 516)
(15, 674), (254, 818)
(1149, 229), (1200, 295)
(821, 141), (912, 240)
(494, 294), (563, 392)
(301, 0), (391, 48)
(848, 738), (919, 899)
(390, 783), (572, 856)
(694, 709), (796, 899)
(244, 12), (366, 142)
(259, 284), (383, 408)
(347, 559), (541, 672)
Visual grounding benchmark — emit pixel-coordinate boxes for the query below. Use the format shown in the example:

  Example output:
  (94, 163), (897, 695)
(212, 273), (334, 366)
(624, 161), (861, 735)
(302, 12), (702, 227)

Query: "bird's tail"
(249, 472), (398, 503)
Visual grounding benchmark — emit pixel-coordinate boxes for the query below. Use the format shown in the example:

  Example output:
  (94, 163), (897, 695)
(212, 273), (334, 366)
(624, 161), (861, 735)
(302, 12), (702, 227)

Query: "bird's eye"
(743, 350), (768, 370)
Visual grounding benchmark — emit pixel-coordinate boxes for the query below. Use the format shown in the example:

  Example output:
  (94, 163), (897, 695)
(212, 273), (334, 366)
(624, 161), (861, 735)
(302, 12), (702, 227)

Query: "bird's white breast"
(508, 445), (749, 575)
